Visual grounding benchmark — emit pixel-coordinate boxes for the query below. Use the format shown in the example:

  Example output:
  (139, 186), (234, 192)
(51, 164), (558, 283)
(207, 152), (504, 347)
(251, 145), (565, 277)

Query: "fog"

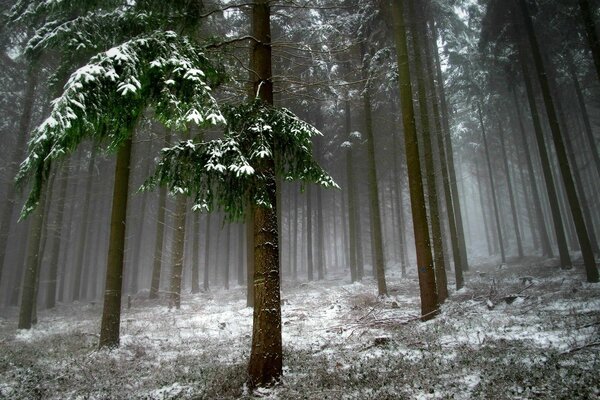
(0, 0), (599, 398)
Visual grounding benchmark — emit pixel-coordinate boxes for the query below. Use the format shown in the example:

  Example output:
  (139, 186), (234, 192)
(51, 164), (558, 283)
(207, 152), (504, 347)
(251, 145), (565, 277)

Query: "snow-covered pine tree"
(10, 0), (225, 346)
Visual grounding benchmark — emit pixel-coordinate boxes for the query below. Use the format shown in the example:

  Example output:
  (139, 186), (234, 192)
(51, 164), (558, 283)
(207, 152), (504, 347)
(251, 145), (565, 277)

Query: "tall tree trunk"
(518, 0), (598, 282)
(511, 85), (553, 257)
(391, 0), (438, 320)
(498, 122), (524, 259)
(476, 162), (493, 256)
(517, 42), (571, 267)
(410, 0), (447, 301)
(248, 0), (282, 386)
(306, 185), (314, 281)
(149, 186), (167, 299)
(362, 73), (388, 296)
(99, 136), (133, 348)
(191, 212), (201, 293)
(0, 64), (38, 286)
(45, 159), (71, 309)
(72, 147), (97, 301)
(425, 20), (463, 289)
(205, 213), (213, 292)
(579, 0), (600, 83)
(18, 184), (48, 329)
(478, 106), (506, 264)
(149, 130), (171, 299)
(345, 100), (359, 282)
(431, 19), (469, 272)
(169, 196), (187, 309)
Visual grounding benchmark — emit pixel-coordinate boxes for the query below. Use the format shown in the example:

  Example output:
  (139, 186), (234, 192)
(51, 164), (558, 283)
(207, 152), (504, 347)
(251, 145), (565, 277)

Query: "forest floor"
(0, 258), (599, 399)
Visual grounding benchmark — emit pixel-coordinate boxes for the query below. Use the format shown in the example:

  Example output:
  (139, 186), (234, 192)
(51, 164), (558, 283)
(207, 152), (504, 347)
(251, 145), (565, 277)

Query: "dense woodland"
(0, 0), (599, 398)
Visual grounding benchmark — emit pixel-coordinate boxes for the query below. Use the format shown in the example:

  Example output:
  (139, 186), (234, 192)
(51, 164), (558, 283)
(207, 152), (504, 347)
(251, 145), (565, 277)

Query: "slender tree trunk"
(99, 136), (133, 348)
(205, 213), (213, 292)
(410, 0), (447, 301)
(345, 112), (358, 282)
(478, 106), (506, 264)
(248, 0), (282, 386)
(238, 223), (245, 285)
(18, 184), (48, 329)
(579, 0), (600, 83)
(362, 74), (388, 296)
(45, 160), (71, 309)
(72, 148), (97, 301)
(306, 185), (314, 281)
(519, 0), (598, 282)
(0, 64), (38, 286)
(149, 187), (167, 299)
(149, 130), (171, 299)
(476, 162), (493, 256)
(517, 39), (571, 267)
(431, 19), (469, 272)
(191, 212), (201, 293)
(292, 187), (299, 281)
(391, 0), (438, 320)
(498, 122), (524, 259)
(511, 85), (553, 257)
(168, 195), (187, 309)
(425, 21), (463, 289)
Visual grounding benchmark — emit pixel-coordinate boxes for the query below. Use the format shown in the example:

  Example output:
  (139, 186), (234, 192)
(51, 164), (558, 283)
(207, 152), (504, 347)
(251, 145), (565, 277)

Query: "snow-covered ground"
(1, 260), (599, 399)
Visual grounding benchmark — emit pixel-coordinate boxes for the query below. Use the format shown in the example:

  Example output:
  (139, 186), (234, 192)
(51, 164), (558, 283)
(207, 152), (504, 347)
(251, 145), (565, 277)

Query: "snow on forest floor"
(1, 259), (599, 399)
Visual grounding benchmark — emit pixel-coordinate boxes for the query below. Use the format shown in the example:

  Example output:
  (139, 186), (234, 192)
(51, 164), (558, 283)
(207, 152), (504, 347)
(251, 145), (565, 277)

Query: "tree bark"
(498, 122), (524, 259)
(511, 85), (553, 257)
(18, 184), (48, 329)
(72, 147), (97, 301)
(426, 19), (463, 289)
(410, 0), (447, 301)
(391, 0), (438, 320)
(192, 212), (201, 293)
(431, 19), (469, 272)
(345, 102), (359, 283)
(99, 136), (133, 348)
(169, 195), (187, 309)
(45, 159), (71, 309)
(149, 130), (171, 299)
(518, 0), (598, 282)
(247, 0), (282, 386)
(362, 70), (388, 296)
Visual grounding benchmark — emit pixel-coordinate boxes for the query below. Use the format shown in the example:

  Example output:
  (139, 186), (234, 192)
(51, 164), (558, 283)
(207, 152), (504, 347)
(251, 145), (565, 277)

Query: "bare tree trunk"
(410, 0), (447, 301)
(45, 159), (71, 309)
(72, 147), (97, 301)
(517, 42), (570, 267)
(169, 195), (187, 309)
(391, 0), (438, 320)
(191, 212), (201, 293)
(478, 106), (506, 264)
(431, 19), (469, 272)
(247, 0), (282, 386)
(511, 85), (553, 257)
(362, 72), (388, 296)
(18, 184), (48, 329)
(99, 136), (133, 348)
(149, 130), (171, 299)
(306, 185), (314, 281)
(498, 122), (524, 259)
(205, 213), (213, 293)
(423, 19), (463, 289)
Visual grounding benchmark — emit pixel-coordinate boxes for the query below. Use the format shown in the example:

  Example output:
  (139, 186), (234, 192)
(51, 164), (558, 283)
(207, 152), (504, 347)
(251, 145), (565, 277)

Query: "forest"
(0, 0), (599, 398)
